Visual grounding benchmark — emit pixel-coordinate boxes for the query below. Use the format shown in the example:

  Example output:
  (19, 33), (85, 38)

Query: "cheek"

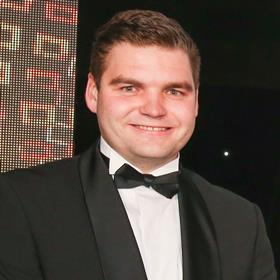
(97, 98), (128, 125)
(107, 97), (138, 117)
(170, 105), (195, 121)
(97, 97), (114, 116)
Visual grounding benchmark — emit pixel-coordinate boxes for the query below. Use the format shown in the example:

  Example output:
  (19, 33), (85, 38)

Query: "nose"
(139, 91), (167, 118)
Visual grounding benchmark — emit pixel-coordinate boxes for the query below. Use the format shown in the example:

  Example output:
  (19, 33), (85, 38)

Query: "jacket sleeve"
(0, 176), (44, 280)
(252, 204), (277, 280)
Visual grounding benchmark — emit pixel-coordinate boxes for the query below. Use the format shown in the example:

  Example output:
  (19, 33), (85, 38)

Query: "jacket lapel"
(178, 168), (222, 280)
(79, 144), (147, 280)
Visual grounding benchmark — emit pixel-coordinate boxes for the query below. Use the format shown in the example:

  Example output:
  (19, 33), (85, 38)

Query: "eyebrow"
(109, 76), (143, 88)
(109, 75), (194, 92)
(163, 82), (194, 92)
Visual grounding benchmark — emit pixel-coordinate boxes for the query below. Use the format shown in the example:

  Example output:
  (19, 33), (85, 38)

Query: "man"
(0, 9), (277, 280)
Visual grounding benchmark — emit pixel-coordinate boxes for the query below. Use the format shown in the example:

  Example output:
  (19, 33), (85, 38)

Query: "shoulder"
(181, 168), (267, 256)
(181, 168), (277, 278)
(180, 167), (259, 223)
(0, 155), (82, 200)
(1, 155), (80, 184)
(182, 167), (253, 205)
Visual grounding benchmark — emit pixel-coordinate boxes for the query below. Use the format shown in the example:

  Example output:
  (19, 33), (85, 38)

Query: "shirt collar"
(100, 137), (179, 176)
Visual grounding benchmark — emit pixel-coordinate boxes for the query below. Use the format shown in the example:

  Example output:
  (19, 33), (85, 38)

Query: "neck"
(124, 156), (177, 174)
(99, 137), (179, 174)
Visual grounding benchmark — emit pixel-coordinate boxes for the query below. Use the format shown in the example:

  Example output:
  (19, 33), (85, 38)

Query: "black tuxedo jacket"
(0, 144), (277, 280)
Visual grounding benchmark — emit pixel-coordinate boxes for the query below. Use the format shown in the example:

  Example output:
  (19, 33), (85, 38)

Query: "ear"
(85, 73), (98, 113)
(195, 87), (199, 117)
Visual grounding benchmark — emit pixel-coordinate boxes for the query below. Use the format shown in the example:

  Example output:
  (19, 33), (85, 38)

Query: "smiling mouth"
(133, 125), (170, 131)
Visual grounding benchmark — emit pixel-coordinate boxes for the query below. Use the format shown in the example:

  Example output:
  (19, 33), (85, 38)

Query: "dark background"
(75, 0), (280, 274)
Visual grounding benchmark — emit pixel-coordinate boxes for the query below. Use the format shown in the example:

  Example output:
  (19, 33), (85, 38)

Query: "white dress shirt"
(100, 138), (182, 280)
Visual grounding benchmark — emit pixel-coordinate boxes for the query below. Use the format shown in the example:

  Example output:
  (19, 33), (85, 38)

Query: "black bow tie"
(114, 163), (180, 198)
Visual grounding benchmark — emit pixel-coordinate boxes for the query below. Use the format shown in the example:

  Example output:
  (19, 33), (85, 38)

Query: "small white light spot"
(224, 151), (230, 157)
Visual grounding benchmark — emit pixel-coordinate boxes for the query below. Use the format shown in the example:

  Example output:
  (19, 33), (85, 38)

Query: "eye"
(167, 88), (182, 96)
(121, 85), (135, 92)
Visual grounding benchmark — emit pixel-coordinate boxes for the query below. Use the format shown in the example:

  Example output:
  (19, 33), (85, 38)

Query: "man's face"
(86, 43), (198, 172)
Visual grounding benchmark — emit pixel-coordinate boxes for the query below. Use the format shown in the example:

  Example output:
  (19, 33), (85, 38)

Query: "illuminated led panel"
(0, 0), (78, 172)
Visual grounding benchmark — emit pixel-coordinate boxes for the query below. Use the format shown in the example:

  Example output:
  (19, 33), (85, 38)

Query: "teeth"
(137, 125), (167, 131)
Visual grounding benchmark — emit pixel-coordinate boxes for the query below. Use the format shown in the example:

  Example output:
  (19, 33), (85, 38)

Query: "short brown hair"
(89, 9), (201, 89)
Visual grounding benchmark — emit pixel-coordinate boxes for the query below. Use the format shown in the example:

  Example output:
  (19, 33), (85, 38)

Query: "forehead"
(102, 43), (193, 84)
